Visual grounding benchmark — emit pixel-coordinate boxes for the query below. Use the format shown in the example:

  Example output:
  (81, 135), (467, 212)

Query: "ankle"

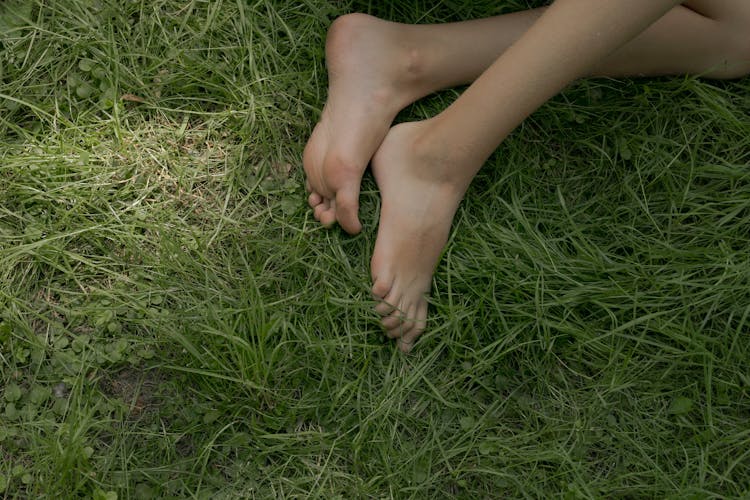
(325, 14), (428, 109)
(393, 30), (447, 104)
(409, 118), (476, 193)
(379, 27), (436, 107)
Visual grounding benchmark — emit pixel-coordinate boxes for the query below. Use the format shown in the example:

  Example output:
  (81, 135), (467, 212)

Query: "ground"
(1, 0), (749, 497)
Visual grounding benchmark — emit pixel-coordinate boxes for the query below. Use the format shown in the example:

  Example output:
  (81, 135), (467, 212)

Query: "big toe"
(371, 271), (394, 300)
(333, 181), (362, 234)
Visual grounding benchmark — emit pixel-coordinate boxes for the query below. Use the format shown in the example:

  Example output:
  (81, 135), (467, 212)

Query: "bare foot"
(370, 121), (469, 352)
(303, 13), (426, 234)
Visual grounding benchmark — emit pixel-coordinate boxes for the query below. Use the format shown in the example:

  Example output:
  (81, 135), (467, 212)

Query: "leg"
(369, 0), (750, 351)
(303, 0), (750, 235)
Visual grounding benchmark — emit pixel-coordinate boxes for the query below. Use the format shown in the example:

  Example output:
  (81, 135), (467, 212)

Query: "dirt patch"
(99, 367), (165, 419)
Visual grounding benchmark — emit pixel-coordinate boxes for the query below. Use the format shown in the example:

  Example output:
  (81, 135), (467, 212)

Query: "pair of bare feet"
(302, 4), (750, 351)
(303, 14), (472, 352)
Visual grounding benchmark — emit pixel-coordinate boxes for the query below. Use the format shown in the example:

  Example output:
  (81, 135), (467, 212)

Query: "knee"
(734, 27), (750, 71)
(700, 4), (750, 78)
(723, 6), (750, 78)
(704, 21), (750, 79)
(722, 30), (750, 78)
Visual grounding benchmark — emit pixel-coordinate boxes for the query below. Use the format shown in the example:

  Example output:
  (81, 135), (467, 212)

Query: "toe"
(397, 326), (419, 352)
(382, 312), (404, 333)
(415, 301), (428, 334)
(374, 300), (395, 317)
(308, 191), (323, 208)
(313, 209), (321, 222)
(399, 314), (425, 352)
(373, 277), (397, 318)
(386, 303), (416, 339)
(319, 207), (337, 227)
(381, 291), (405, 332)
(397, 302), (427, 352)
(371, 277), (393, 301)
(386, 300), (428, 351)
(394, 319), (418, 352)
(397, 336), (416, 354)
(335, 183), (362, 235)
(313, 200), (329, 221)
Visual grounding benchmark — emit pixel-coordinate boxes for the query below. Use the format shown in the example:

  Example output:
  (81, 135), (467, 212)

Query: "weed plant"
(1, 0), (749, 497)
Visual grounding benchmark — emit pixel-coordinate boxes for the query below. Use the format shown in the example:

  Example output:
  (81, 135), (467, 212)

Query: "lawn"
(1, 0), (749, 497)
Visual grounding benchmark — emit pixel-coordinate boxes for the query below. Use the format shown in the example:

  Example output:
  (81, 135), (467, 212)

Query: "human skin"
(304, 0), (750, 235)
(302, 0), (750, 351)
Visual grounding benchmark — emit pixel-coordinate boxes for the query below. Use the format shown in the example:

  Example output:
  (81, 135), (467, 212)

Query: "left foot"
(370, 120), (470, 352)
(303, 14), (428, 234)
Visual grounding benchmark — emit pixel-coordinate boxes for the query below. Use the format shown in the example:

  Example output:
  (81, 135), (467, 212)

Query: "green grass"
(2, 0), (750, 497)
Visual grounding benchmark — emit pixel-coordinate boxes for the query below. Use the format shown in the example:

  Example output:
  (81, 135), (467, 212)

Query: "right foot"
(303, 13), (427, 234)
(370, 120), (470, 353)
